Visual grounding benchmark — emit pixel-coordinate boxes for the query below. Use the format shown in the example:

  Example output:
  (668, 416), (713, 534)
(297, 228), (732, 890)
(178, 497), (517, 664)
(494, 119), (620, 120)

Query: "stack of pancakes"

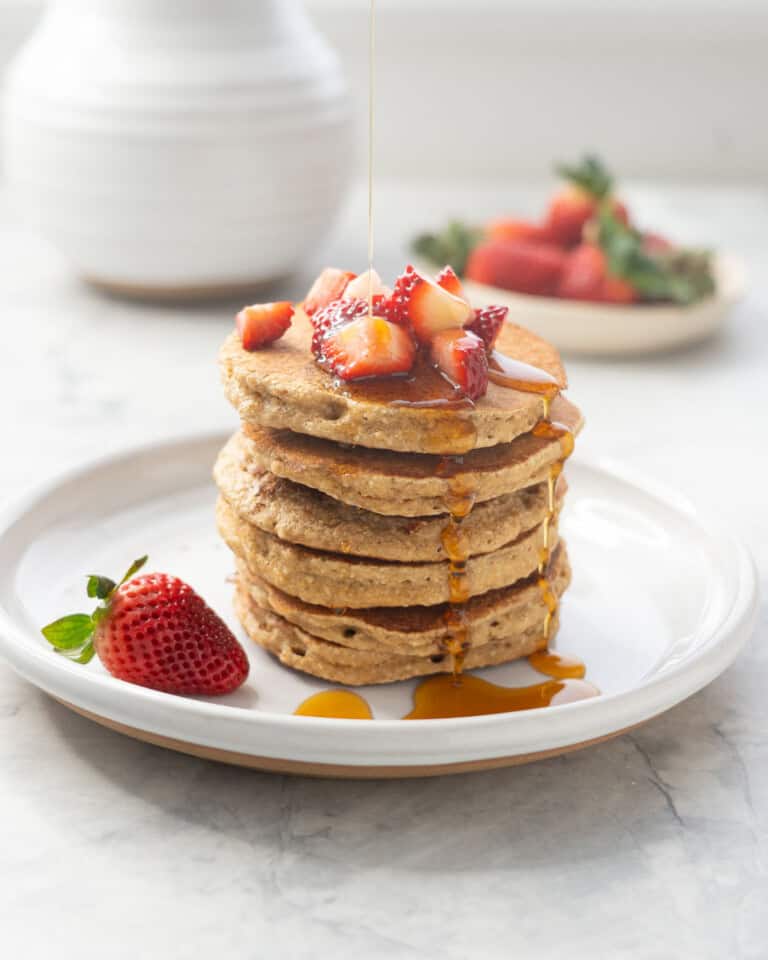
(215, 311), (581, 685)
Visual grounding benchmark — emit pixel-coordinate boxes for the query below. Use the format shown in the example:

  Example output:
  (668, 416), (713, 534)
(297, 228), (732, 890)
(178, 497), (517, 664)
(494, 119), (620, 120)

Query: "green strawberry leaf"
(556, 154), (614, 200)
(412, 221), (483, 277)
(118, 555), (148, 587)
(596, 207), (715, 305)
(42, 613), (94, 650)
(86, 575), (116, 599)
(55, 639), (96, 664)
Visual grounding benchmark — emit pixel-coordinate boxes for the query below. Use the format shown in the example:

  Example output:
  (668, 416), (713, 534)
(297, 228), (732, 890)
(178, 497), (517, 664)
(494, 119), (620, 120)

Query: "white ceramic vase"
(2, 0), (353, 298)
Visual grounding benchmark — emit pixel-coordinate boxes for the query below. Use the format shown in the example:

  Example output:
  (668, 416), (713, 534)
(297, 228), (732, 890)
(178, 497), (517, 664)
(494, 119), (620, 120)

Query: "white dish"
(0, 434), (758, 777)
(420, 254), (746, 357)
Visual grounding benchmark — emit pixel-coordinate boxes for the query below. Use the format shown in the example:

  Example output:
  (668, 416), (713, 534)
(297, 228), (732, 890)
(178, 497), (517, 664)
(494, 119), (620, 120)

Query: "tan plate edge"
(54, 696), (643, 779)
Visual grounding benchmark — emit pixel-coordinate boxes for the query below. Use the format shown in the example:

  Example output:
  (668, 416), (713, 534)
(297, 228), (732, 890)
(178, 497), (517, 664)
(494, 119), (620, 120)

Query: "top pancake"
(219, 310), (568, 455)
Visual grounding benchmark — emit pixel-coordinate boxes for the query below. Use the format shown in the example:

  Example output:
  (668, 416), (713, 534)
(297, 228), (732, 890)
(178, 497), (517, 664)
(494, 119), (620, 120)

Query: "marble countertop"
(0, 180), (766, 959)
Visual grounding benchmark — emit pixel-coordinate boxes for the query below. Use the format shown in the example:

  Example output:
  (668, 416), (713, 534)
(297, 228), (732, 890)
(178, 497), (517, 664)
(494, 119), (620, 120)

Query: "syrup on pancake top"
(219, 264), (597, 718)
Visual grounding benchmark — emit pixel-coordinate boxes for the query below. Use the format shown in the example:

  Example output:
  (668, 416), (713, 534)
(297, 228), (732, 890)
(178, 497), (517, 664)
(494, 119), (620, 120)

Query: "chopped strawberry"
(310, 296), (394, 355)
(465, 240), (566, 296)
(557, 243), (637, 303)
(430, 328), (489, 401)
(486, 218), (554, 244)
(435, 265), (467, 299)
(466, 304), (508, 353)
(236, 301), (294, 350)
(317, 314), (416, 380)
(41, 557), (249, 696)
(304, 268), (356, 316)
(343, 268), (392, 302)
(390, 265), (473, 342)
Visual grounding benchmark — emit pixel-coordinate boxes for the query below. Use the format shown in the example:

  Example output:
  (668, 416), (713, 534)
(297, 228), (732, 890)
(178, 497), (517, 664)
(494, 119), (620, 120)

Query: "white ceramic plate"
(418, 254), (746, 357)
(0, 434), (758, 777)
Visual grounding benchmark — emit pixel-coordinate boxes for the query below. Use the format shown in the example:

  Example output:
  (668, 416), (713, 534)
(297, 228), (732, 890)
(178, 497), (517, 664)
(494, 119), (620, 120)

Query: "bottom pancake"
(234, 588), (561, 685)
(235, 543), (571, 659)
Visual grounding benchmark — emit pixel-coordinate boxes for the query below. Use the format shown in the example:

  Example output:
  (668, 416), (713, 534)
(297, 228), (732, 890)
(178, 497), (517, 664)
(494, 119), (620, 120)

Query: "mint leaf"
(42, 614), (94, 650)
(87, 575), (116, 600)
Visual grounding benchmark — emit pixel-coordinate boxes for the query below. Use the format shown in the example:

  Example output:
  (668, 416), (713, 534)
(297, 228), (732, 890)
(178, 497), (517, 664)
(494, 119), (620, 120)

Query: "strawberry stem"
(41, 556), (148, 664)
(556, 154), (614, 200)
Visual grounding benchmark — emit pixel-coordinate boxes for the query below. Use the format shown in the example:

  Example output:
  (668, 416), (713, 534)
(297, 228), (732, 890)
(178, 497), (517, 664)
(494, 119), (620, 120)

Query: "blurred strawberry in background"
(413, 154), (715, 307)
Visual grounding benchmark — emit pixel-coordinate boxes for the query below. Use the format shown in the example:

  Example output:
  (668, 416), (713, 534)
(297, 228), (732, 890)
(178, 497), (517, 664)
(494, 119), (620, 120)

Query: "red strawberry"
(343, 268), (392, 302)
(556, 244), (606, 300)
(466, 304), (508, 353)
(41, 557), (249, 696)
(546, 188), (599, 247)
(390, 265), (472, 342)
(557, 244), (637, 303)
(436, 265), (466, 299)
(317, 314), (416, 380)
(430, 328), (489, 401)
(310, 296), (393, 354)
(304, 268), (356, 316)
(465, 240), (566, 296)
(486, 218), (554, 244)
(547, 155), (630, 246)
(600, 274), (637, 303)
(236, 301), (293, 350)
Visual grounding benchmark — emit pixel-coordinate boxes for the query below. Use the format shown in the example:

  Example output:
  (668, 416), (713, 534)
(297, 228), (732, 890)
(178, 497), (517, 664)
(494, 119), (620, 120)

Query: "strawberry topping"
(435, 264), (466, 299)
(466, 304), (508, 353)
(390, 265), (473, 342)
(430, 328), (489, 401)
(304, 268), (356, 316)
(317, 314), (416, 381)
(343, 269), (392, 302)
(236, 301), (293, 350)
(310, 296), (388, 355)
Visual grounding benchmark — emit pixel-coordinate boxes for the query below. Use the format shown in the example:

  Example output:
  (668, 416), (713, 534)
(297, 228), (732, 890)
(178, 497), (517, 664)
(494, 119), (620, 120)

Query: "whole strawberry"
(42, 557), (249, 695)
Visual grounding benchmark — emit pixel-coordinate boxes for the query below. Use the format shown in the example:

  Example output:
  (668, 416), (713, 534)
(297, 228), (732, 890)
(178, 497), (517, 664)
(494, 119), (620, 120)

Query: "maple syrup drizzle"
(404, 673), (598, 719)
(488, 351), (561, 398)
(367, 0), (376, 314)
(527, 649), (586, 680)
(406, 351), (585, 718)
(438, 464), (477, 676)
(337, 359), (478, 457)
(294, 689), (373, 719)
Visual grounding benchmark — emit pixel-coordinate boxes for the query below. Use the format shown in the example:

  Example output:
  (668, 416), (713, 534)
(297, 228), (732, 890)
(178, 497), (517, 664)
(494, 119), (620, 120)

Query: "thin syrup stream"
(367, 0), (376, 315)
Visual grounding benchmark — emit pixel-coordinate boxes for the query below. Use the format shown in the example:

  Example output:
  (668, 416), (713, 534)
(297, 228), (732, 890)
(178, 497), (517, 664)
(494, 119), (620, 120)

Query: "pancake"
(236, 543), (570, 657)
(217, 495), (559, 608)
(215, 431), (566, 562)
(235, 392), (580, 517)
(219, 311), (568, 455)
(234, 587), (560, 685)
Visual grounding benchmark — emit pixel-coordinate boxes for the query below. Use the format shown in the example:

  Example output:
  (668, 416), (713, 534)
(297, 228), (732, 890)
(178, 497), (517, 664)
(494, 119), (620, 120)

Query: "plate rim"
(0, 431), (759, 766)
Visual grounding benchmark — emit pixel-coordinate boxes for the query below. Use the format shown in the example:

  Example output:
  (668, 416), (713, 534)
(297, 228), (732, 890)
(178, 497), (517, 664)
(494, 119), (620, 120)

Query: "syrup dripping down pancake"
(219, 311), (568, 455)
(228, 392), (580, 517)
(216, 495), (562, 609)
